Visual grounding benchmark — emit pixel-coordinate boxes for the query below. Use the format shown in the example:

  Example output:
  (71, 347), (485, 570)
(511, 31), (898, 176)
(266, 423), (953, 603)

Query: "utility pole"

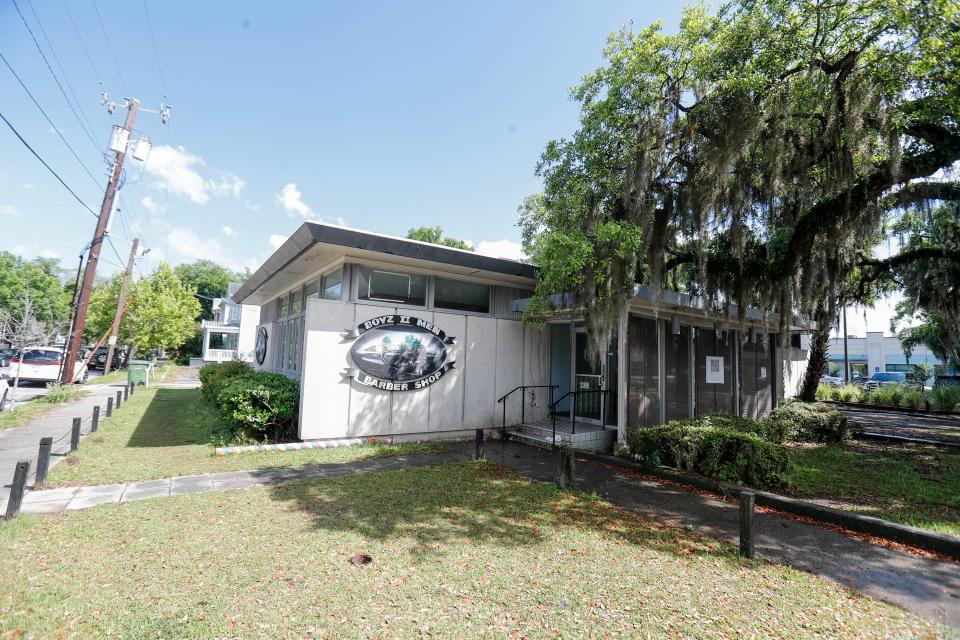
(102, 238), (139, 376)
(842, 305), (850, 383)
(61, 99), (139, 383)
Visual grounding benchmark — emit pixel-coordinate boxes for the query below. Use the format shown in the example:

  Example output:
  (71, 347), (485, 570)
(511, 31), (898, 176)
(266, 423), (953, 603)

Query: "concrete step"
(506, 430), (559, 450)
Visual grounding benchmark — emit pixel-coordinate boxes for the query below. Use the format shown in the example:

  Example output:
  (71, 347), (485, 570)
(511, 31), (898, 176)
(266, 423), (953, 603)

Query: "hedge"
(216, 372), (300, 442)
(199, 361), (253, 402)
(765, 402), (850, 443)
(624, 420), (791, 487)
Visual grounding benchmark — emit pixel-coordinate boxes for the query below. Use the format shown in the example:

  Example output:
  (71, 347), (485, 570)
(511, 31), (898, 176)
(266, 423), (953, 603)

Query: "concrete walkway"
(8, 434), (960, 628)
(20, 448), (471, 514)
(0, 381), (131, 512)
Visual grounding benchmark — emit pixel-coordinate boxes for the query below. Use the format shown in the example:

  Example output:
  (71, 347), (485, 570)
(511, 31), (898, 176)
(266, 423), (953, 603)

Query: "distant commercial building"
(825, 331), (945, 379)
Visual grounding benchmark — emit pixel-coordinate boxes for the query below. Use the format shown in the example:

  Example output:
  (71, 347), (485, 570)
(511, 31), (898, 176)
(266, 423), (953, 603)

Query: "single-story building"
(232, 222), (810, 451)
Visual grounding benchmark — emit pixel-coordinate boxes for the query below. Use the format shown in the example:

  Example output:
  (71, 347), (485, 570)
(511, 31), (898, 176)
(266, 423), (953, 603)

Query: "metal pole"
(572, 394), (576, 434)
(91, 405), (100, 432)
(106, 396), (113, 417)
(842, 305), (850, 383)
(475, 429), (484, 460)
(521, 387), (525, 425)
(116, 389), (122, 409)
(62, 99), (140, 383)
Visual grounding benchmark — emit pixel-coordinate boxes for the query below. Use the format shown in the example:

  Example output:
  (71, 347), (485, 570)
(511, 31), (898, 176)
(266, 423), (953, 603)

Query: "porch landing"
(506, 417), (616, 452)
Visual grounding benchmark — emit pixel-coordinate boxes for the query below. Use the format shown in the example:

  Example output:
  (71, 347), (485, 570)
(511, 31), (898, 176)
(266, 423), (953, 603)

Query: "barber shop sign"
(342, 315), (455, 391)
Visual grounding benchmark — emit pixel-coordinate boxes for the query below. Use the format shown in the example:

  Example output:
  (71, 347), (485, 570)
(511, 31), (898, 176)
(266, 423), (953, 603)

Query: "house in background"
(199, 283), (261, 363)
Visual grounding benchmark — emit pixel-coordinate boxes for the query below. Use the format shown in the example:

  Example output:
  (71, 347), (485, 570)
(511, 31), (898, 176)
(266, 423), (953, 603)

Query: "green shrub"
(899, 387), (926, 409)
(199, 361), (252, 401)
(215, 372), (299, 441)
(39, 382), (82, 404)
(835, 384), (861, 403)
(763, 402), (849, 443)
(930, 385), (960, 412)
(624, 419), (791, 487)
(815, 384), (832, 400)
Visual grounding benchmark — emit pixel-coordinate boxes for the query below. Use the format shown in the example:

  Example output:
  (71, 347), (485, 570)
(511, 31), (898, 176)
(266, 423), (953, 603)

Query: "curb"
(215, 438), (377, 456)
(854, 431), (960, 449)
(574, 450), (960, 561)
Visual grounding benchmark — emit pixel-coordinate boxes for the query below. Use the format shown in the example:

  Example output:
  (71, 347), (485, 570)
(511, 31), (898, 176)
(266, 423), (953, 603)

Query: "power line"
(0, 109), (99, 217)
(61, 0), (103, 87)
(140, 0), (167, 97)
(0, 49), (103, 190)
(91, 0), (127, 95)
(10, 0), (101, 152)
(23, 0), (102, 149)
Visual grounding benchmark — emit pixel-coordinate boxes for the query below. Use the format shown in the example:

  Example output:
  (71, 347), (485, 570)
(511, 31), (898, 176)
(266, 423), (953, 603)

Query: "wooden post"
(475, 429), (484, 460)
(35, 437), (53, 485)
(5, 460), (30, 519)
(106, 396), (113, 417)
(557, 445), (575, 490)
(740, 491), (756, 559)
(123, 385), (129, 402)
(91, 405), (100, 432)
(70, 417), (81, 452)
(116, 390), (122, 409)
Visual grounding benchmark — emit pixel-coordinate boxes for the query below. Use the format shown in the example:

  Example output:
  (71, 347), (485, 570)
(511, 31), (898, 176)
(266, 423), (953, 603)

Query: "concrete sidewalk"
(0, 382), (131, 512)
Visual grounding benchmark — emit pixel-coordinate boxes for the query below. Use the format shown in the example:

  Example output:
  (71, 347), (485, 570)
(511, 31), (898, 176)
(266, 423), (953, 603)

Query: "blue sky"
(0, 0), (901, 335)
(0, 0), (687, 274)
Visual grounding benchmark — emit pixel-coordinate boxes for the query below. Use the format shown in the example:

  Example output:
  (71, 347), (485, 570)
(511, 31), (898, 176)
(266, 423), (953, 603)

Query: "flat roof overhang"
(510, 285), (815, 332)
(232, 222), (538, 305)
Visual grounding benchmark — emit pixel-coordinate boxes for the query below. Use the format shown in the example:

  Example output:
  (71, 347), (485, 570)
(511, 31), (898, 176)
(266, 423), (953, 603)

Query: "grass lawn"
(0, 463), (941, 639)
(788, 441), (960, 537)
(45, 385), (443, 487)
(87, 361), (179, 386)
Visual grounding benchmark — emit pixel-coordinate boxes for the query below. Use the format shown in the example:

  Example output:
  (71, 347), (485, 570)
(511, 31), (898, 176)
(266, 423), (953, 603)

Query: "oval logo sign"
(344, 315), (456, 391)
(255, 326), (268, 365)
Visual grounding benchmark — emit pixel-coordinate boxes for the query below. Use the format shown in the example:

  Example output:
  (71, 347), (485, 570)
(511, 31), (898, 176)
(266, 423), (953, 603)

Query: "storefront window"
(357, 267), (426, 306)
(434, 277), (490, 313)
(322, 267), (343, 300)
(305, 278), (320, 300)
(278, 296), (288, 318)
(290, 289), (302, 315)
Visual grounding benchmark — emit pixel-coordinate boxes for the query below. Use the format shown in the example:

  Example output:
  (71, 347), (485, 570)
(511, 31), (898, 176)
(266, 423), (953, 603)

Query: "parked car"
(0, 374), (9, 409)
(820, 375), (844, 387)
(89, 346), (126, 371)
(861, 371), (907, 391)
(0, 348), (18, 368)
(9, 347), (88, 384)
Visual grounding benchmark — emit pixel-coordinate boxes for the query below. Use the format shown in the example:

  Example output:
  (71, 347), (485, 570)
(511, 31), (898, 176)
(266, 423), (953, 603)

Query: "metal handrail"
(497, 385), (558, 437)
(550, 388), (609, 444)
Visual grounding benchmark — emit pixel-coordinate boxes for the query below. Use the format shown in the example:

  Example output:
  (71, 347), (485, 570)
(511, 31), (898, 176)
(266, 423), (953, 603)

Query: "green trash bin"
(128, 359), (152, 388)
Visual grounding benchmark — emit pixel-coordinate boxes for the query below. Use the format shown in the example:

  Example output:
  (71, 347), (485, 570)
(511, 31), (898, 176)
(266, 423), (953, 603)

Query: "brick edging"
(575, 450), (960, 561)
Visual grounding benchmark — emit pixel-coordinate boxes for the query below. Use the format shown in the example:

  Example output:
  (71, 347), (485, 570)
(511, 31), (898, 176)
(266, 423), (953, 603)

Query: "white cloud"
(222, 226), (236, 237)
(166, 226), (258, 272)
(142, 145), (244, 204)
(0, 204), (17, 217)
(277, 183), (314, 218)
(474, 239), (526, 261)
(141, 196), (165, 215)
(38, 249), (59, 259)
(23, 183), (35, 189)
(269, 234), (288, 250)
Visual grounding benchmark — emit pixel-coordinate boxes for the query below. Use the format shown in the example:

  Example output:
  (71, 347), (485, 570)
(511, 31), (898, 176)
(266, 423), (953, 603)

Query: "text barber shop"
(231, 221), (807, 452)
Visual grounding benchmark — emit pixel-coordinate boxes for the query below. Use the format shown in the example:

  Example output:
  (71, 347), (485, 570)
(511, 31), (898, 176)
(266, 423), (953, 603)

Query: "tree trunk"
(799, 304), (831, 401)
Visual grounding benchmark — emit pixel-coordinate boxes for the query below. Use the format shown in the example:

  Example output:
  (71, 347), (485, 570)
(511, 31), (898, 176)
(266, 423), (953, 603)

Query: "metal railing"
(549, 388), (609, 447)
(496, 385), (558, 438)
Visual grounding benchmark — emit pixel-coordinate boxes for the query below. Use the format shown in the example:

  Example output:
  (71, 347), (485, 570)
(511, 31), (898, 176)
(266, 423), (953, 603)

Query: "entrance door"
(575, 330), (602, 422)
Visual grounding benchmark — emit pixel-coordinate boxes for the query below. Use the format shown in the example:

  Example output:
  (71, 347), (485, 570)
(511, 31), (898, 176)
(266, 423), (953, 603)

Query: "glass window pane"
(434, 277), (490, 313)
(322, 267), (343, 300)
(357, 266), (426, 306)
(290, 289), (302, 315)
(278, 296), (288, 318)
(305, 279), (320, 300)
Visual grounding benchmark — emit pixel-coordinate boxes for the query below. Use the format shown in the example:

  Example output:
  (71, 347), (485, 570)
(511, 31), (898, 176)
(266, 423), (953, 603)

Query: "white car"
(0, 375), (9, 410)
(9, 347), (88, 385)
